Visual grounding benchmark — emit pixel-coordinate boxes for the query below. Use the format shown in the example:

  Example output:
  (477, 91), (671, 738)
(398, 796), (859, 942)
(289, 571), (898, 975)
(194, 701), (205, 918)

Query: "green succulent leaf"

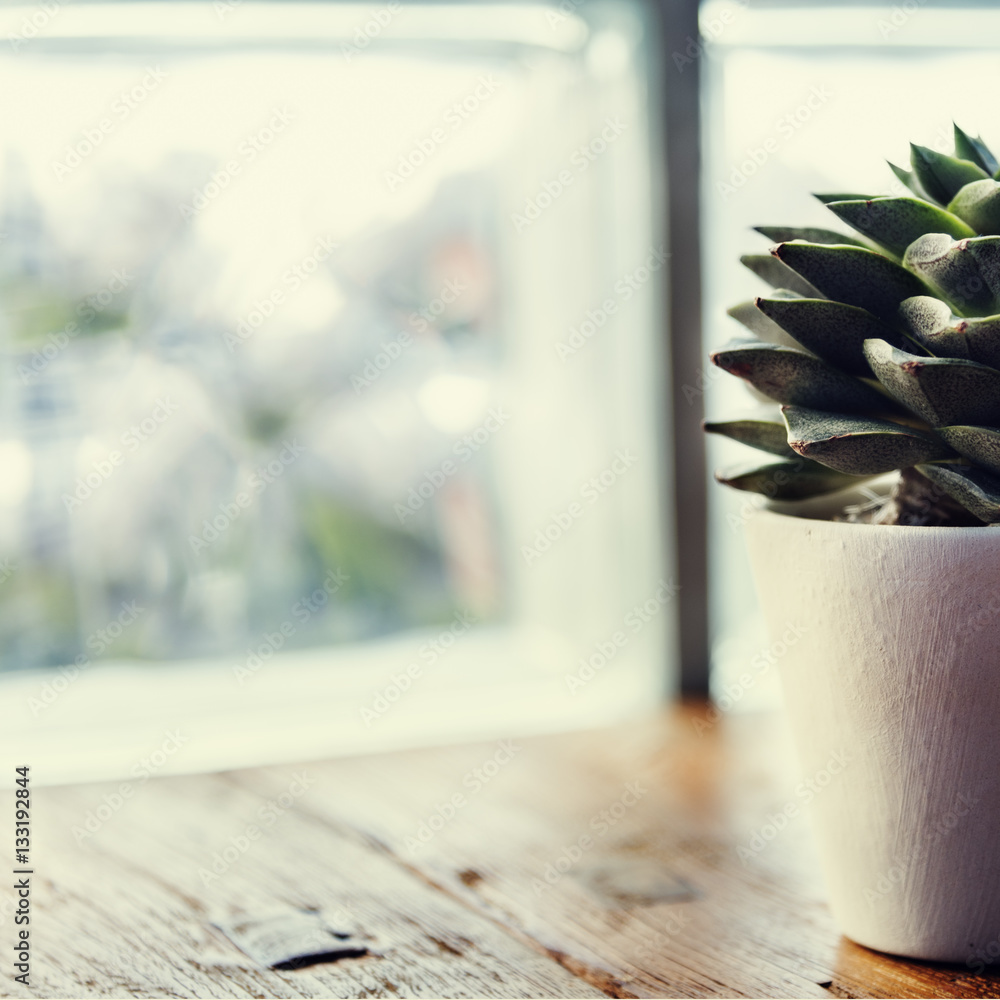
(953, 124), (999, 176)
(946, 179), (1000, 235)
(902, 234), (1000, 316)
(824, 197), (974, 259)
(863, 338), (1000, 426)
(814, 192), (875, 205)
(936, 425), (1000, 475)
(910, 144), (989, 205)
(755, 296), (902, 377)
(711, 129), (1000, 517)
(710, 340), (896, 413)
(754, 226), (867, 248)
(914, 462), (1000, 523)
(899, 295), (1000, 367)
(782, 405), (950, 475)
(727, 291), (803, 347)
(770, 242), (928, 323)
(741, 254), (823, 297)
(887, 162), (929, 201)
(715, 458), (864, 500)
(704, 418), (797, 457)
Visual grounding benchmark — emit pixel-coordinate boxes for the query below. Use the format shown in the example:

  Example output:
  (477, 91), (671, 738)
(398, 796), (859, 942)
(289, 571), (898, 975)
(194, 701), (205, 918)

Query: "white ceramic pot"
(745, 507), (1000, 964)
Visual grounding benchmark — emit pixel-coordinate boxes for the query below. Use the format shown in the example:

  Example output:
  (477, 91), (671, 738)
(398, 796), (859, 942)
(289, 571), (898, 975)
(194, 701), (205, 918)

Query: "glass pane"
(0, 2), (668, 720)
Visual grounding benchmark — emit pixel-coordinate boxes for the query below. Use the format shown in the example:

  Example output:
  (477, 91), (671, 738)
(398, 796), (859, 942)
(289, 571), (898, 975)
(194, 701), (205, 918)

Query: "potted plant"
(706, 125), (1000, 964)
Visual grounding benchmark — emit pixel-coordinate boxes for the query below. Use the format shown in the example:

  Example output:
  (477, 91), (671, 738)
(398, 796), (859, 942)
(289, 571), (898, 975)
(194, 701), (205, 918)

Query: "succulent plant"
(707, 124), (1000, 526)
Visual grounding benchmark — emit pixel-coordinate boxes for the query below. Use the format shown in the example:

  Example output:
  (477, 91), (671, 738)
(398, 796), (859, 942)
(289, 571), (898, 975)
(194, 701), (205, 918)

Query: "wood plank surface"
(2, 703), (999, 998)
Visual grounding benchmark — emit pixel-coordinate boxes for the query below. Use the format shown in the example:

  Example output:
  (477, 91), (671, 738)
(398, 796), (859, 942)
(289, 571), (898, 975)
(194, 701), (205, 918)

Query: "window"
(0, 1), (673, 783)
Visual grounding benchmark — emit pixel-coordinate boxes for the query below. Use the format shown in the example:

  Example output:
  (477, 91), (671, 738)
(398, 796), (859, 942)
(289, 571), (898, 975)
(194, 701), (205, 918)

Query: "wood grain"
(2, 703), (999, 998)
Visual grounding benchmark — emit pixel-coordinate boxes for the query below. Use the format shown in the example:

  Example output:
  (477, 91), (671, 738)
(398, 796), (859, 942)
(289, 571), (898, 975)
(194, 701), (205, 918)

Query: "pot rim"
(756, 504), (1000, 535)
(752, 477), (1000, 532)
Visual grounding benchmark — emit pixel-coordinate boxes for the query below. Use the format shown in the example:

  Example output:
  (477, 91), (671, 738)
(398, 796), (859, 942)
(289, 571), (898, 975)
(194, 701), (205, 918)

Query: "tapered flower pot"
(745, 507), (1000, 964)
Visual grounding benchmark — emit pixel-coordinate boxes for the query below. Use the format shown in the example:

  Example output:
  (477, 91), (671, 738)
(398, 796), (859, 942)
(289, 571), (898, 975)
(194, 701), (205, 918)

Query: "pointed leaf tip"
(704, 418), (797, 457)
(754, 295), (901, 377)
(915, 462), (1000, 523)
(824, 196), (974, 259)
(910, 143), (989, 205)
(754, 225), (867, 248)
(782, 405), (949, 475)
(813, 192), (874, 205)
(864, 337), (1000, 427)
(772, 241), (928, 322)
(937, 424), (1000, 476)
(715, 458), (865, 500)
(953, 123), (1000, 177)
(741, 253), (823, 298)
(899, 295), (1000, 368)
(712, 340), (894, 413)
(903, 234), (1000, 317)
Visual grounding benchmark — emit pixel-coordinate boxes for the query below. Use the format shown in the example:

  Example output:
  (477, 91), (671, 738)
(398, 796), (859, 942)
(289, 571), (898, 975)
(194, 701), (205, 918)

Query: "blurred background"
(0, 0), (671, 782)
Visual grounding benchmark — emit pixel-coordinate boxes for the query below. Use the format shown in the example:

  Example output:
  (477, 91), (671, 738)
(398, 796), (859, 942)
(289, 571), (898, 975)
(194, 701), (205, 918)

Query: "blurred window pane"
(0, 1), (670, 780)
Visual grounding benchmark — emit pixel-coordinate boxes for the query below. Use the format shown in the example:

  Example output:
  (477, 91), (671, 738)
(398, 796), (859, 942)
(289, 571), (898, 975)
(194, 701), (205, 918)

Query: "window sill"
(2, 702), (989, 997)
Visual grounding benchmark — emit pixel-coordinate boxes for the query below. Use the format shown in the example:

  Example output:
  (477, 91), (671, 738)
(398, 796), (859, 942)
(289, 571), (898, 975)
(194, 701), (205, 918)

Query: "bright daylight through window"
(0, 2), (671, 783)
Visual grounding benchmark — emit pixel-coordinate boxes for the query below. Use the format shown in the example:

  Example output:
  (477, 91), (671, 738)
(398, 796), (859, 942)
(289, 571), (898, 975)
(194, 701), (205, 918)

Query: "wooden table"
(2, 702), (998, 999)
